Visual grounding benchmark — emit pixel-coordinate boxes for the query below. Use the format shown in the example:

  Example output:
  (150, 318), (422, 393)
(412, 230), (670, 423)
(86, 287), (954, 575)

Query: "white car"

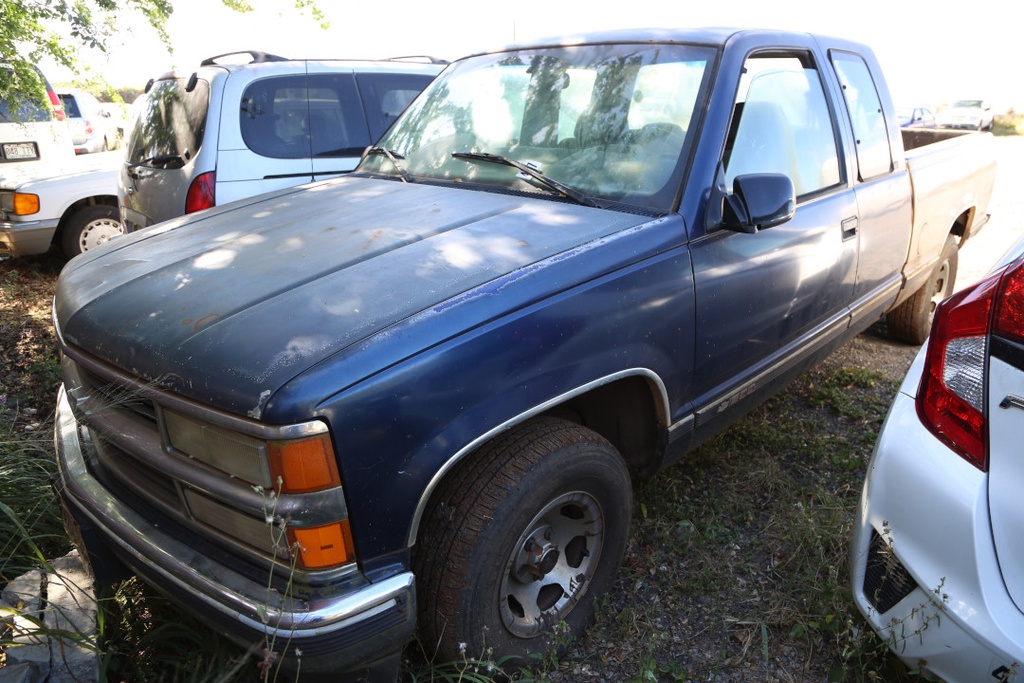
(851, 238), (1024, 683)
(937, 99), (995, 131)
(0, 152), (122, 258)
(58, 89), (120, 154)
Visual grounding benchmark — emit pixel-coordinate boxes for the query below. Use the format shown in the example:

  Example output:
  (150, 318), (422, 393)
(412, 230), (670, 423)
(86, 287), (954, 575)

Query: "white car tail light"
(917, 257), (1024, 470)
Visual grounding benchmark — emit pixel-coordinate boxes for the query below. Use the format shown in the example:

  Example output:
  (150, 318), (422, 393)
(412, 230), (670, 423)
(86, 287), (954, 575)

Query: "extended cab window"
(724, 53), (841, 199)
(240, 74), (368, 159)
(127, 78), (210, 167)
(830, 51), (892, 180)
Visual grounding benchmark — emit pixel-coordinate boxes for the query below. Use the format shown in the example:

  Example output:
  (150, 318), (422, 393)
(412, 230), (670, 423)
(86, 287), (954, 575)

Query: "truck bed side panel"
(901, 131), (996, 295)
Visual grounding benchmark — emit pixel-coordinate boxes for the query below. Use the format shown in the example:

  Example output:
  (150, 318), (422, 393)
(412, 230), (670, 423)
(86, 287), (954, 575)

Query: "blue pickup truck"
(51, 28), (995, 679)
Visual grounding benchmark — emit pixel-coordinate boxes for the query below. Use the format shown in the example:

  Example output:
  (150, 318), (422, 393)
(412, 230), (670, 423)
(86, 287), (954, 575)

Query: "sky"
(45, 0), (1024, 112)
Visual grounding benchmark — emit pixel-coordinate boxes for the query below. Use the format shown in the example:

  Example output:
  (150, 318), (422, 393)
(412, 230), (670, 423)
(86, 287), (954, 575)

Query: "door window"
(724, 54), (841, 199)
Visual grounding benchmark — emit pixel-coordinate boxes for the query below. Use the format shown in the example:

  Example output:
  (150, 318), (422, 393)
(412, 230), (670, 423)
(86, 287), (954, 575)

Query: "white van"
(0, 66), (75, 167)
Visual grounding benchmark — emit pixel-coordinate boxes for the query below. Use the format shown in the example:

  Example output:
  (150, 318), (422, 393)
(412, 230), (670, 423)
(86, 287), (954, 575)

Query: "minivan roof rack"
(387, 55), (449, 65)
(200, 51), (288, 67)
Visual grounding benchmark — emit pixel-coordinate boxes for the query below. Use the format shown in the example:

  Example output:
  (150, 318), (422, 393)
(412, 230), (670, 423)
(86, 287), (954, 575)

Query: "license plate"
(3, 142), (39, 160)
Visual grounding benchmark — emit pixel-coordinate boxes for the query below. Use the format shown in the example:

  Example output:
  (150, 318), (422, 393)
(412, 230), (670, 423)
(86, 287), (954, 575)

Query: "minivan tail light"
(917, 259), (1024, 471)
(185, 171), (215, 214)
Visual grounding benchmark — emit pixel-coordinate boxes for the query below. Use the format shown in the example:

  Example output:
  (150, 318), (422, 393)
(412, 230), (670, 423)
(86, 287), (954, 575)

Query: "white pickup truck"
(0, 152), (123, 259)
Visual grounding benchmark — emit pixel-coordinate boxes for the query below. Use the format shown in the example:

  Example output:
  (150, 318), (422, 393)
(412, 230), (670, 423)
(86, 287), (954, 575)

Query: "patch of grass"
(561, 364), (920, 683)
(0, 414), (67, 578)
(97, 579), (260, 683)
(993, 114), (1024, 136)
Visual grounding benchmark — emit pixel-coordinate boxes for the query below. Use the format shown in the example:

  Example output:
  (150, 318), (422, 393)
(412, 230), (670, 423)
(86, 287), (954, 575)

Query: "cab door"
(689, 50), (858, 430)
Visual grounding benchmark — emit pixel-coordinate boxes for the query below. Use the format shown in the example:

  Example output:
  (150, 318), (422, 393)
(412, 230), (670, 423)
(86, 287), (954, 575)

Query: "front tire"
(887, 234), (958, 344)
(414, 417), (632, 666)
(61, 205), (124, 259)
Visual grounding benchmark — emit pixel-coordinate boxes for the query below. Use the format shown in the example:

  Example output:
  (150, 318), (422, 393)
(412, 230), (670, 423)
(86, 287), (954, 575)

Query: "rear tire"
(61, 205), (124, 259)
(414, 417), (632, 667)
(887, 235), (958, 344)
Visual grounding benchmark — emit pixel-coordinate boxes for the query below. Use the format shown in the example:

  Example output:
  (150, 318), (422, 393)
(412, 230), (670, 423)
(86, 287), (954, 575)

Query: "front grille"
(60, 345), (356, 589)
(63, 349), (285, 576)
(863, 530), (917, 614)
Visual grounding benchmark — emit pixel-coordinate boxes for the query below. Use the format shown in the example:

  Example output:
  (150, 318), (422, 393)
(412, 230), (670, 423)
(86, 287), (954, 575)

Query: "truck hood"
(55, 176), (649, 418)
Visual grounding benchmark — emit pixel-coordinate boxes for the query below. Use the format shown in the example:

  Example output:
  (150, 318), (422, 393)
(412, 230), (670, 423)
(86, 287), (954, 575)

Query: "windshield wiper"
(127, 153), (187, 170)
(363, 146), (414, 183)
(451, 151), (599, 207)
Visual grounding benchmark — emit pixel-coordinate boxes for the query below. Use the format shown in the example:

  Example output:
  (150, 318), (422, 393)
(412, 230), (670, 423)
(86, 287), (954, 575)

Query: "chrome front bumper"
(53, 385), (415, 671)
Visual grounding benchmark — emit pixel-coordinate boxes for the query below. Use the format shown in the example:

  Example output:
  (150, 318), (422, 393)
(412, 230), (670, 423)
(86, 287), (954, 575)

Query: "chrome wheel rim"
(499, 491), (604, 638)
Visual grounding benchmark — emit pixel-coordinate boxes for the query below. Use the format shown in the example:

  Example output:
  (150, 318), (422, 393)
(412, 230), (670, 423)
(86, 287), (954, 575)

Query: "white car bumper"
(0, 218), (59, 256)
(851, 350), (1024, 683)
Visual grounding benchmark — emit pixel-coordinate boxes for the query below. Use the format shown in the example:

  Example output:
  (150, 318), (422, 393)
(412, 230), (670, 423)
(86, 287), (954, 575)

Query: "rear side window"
(0, 98), (50, 123)
(830, 51), (892, 180)
(0, 69), (52, 123)
(355, 72), (437, 140)
(240, 74), (369, 159)
(127, 78), (211, 167)
(59, 94), (82, 118)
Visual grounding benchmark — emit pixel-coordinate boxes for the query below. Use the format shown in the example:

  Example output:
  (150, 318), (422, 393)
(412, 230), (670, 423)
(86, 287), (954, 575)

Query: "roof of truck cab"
(460, 27), (861, 58)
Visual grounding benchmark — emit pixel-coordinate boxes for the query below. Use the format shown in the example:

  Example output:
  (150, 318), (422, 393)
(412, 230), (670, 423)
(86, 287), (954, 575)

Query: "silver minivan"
(118, 52), (443, 231)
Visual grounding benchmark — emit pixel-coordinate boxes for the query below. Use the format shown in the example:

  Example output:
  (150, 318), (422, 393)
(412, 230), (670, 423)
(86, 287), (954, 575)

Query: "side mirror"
(721, 173), (796, 234)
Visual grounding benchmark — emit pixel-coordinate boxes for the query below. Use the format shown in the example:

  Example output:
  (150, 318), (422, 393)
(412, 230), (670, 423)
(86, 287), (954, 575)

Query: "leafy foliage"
(0, 0), (326, 113)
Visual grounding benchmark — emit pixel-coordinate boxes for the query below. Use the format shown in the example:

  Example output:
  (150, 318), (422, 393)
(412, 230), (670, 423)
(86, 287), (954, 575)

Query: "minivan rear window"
(126, 78), (211, 167)
(59, 94), (82, 119)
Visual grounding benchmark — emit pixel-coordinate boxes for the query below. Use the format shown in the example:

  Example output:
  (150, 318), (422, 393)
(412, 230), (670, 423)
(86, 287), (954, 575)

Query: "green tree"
(0, 0), (325, 116)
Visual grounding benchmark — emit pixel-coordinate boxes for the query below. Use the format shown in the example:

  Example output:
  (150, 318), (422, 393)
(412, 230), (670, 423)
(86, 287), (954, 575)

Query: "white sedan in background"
(852, 237), (1024, 683)
(937, 99), (995, 131)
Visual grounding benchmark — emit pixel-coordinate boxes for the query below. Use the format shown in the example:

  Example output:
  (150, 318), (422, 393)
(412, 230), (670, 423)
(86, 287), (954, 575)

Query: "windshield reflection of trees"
(365, 45), (706, 212)
(128, 80), (209, 167)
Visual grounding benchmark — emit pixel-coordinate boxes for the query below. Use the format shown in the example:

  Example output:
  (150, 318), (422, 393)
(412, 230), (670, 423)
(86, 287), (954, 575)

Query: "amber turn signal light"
(289, 520), (356, 569)
(268, 433), (341, 494)
(14, 193), (40, 216)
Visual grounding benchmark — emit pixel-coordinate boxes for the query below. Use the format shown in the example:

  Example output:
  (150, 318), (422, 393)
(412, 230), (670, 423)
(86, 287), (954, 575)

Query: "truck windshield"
(361, 42), (716, 213)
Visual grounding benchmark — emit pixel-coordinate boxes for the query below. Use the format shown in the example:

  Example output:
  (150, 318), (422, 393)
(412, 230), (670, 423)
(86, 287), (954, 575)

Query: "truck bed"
(899, 127), (996, 302)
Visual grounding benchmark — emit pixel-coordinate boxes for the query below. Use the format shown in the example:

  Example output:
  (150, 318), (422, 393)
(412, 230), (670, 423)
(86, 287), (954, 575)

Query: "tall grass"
(0, 413), (67, 578)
